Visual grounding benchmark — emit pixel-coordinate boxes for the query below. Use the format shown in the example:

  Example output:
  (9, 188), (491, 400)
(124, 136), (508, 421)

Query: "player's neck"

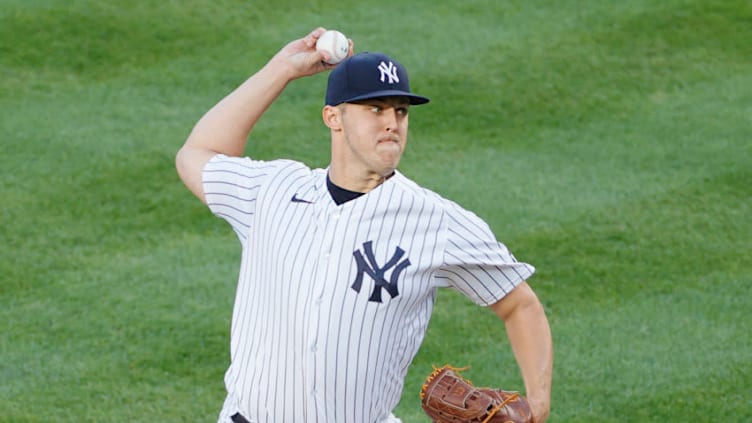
(327, 164), (394, 194)
(326, 174), (365, 205)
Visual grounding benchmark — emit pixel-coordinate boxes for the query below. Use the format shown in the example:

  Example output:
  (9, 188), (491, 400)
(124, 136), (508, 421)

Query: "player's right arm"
(176, 27), (343, 203)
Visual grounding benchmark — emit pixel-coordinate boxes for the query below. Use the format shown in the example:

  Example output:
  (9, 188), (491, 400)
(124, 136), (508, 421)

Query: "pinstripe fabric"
(203, 154), (534, 423)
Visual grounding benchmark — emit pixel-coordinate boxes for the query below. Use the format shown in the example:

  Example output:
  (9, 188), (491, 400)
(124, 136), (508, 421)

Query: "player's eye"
(370, 106), (383, 113)
(396, 107), (409, 116)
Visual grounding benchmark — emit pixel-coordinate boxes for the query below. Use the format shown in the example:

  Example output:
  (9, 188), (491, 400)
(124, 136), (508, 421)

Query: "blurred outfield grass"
(1, 0), (750, 422)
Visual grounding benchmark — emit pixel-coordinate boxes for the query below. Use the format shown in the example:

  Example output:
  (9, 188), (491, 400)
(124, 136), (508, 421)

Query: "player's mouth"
(377, 136), (401, 144)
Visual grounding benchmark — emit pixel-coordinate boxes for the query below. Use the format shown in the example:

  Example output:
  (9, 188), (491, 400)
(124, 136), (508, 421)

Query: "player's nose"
(383, 108), (400, 131)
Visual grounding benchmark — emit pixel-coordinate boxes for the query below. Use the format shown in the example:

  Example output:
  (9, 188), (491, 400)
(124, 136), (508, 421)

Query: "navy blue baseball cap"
(325, 52), (430, 106)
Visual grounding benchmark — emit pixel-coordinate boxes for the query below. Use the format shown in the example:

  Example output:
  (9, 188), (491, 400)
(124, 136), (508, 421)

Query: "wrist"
(526, 395), (550, 423)
(261, 57), (298, 84)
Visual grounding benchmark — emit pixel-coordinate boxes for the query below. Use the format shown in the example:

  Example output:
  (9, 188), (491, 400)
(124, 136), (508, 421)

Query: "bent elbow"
(175, 145), (212, 204)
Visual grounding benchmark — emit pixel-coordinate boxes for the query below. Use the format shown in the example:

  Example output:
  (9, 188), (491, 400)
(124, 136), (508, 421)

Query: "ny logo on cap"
(378, 61), (400, 84)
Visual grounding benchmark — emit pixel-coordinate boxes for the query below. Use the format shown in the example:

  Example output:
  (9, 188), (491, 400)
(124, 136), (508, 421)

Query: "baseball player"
(176, 28), (552, 423)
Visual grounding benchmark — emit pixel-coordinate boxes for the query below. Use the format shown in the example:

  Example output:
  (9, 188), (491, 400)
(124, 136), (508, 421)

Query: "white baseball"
(316, 30), (349, 64)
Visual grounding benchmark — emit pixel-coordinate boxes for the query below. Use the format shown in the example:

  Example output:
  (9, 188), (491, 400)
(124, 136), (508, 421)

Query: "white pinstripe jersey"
(203, 154), (535, 423)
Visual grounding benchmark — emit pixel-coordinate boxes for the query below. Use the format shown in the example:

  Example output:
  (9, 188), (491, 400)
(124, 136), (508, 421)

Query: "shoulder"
(203, 156), (321, 201)
(391, 171), (496, 239)
(204, 155), (317, 185)
(206, 155), (309, 175)
(391, 172), (482, 217)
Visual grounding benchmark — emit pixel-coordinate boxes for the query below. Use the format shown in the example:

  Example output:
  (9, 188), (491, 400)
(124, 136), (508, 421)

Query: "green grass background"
(2, 0), (750, 421)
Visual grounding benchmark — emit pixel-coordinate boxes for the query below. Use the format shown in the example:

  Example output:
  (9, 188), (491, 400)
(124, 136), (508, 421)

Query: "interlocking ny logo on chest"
(351, 241), (411, 303)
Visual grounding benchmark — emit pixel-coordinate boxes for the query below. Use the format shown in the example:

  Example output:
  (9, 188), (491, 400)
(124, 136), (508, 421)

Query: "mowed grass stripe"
(407, 71), (751, 242)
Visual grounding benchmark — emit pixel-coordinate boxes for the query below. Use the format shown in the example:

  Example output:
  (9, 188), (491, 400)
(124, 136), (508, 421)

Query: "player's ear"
(322, 105), (343, 130)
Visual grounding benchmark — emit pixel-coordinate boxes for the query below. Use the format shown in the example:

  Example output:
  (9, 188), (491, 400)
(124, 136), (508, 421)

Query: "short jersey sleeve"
(202, 154), (279, 241)
(434, 203), (535, 306)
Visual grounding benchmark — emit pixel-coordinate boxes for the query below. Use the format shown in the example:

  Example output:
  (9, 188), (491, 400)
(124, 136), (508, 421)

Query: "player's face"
(338, 97), (410, 177)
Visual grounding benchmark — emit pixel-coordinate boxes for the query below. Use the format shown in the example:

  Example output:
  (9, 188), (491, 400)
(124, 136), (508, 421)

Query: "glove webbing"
(420, 364), (470, 400)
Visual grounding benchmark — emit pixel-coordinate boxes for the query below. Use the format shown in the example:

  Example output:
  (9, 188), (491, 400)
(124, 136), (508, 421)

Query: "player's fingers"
(304, 27), (328, 48)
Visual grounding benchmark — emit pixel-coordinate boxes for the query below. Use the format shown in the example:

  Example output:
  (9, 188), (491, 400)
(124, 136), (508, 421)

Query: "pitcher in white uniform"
(176, 27), (553, 423)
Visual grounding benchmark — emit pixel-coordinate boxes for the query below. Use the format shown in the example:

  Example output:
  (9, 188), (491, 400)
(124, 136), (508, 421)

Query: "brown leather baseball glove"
(420, 365), (534, 423)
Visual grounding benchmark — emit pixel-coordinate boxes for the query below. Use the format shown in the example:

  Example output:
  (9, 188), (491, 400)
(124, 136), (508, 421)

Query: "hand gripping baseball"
(420, 366), (534, 423)
(270, 28), (353, 79)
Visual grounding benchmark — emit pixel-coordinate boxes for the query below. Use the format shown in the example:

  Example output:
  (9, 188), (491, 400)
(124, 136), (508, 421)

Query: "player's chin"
(375, 150), (403, 171)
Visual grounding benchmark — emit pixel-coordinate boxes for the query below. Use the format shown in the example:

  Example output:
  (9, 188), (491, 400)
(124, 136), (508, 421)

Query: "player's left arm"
(490, 282), (553, 423)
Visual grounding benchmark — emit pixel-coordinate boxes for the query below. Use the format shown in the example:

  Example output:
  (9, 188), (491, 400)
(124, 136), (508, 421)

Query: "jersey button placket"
(306, 202), (337, 418)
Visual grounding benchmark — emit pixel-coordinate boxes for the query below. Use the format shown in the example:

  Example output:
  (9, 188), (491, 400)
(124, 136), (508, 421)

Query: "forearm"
(504, 298), (553, 422)
(175, 28), (341, 203)
(184, 60), (294, 157)
(491, 283), (553, 422)
(183, 27), (337, 158)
